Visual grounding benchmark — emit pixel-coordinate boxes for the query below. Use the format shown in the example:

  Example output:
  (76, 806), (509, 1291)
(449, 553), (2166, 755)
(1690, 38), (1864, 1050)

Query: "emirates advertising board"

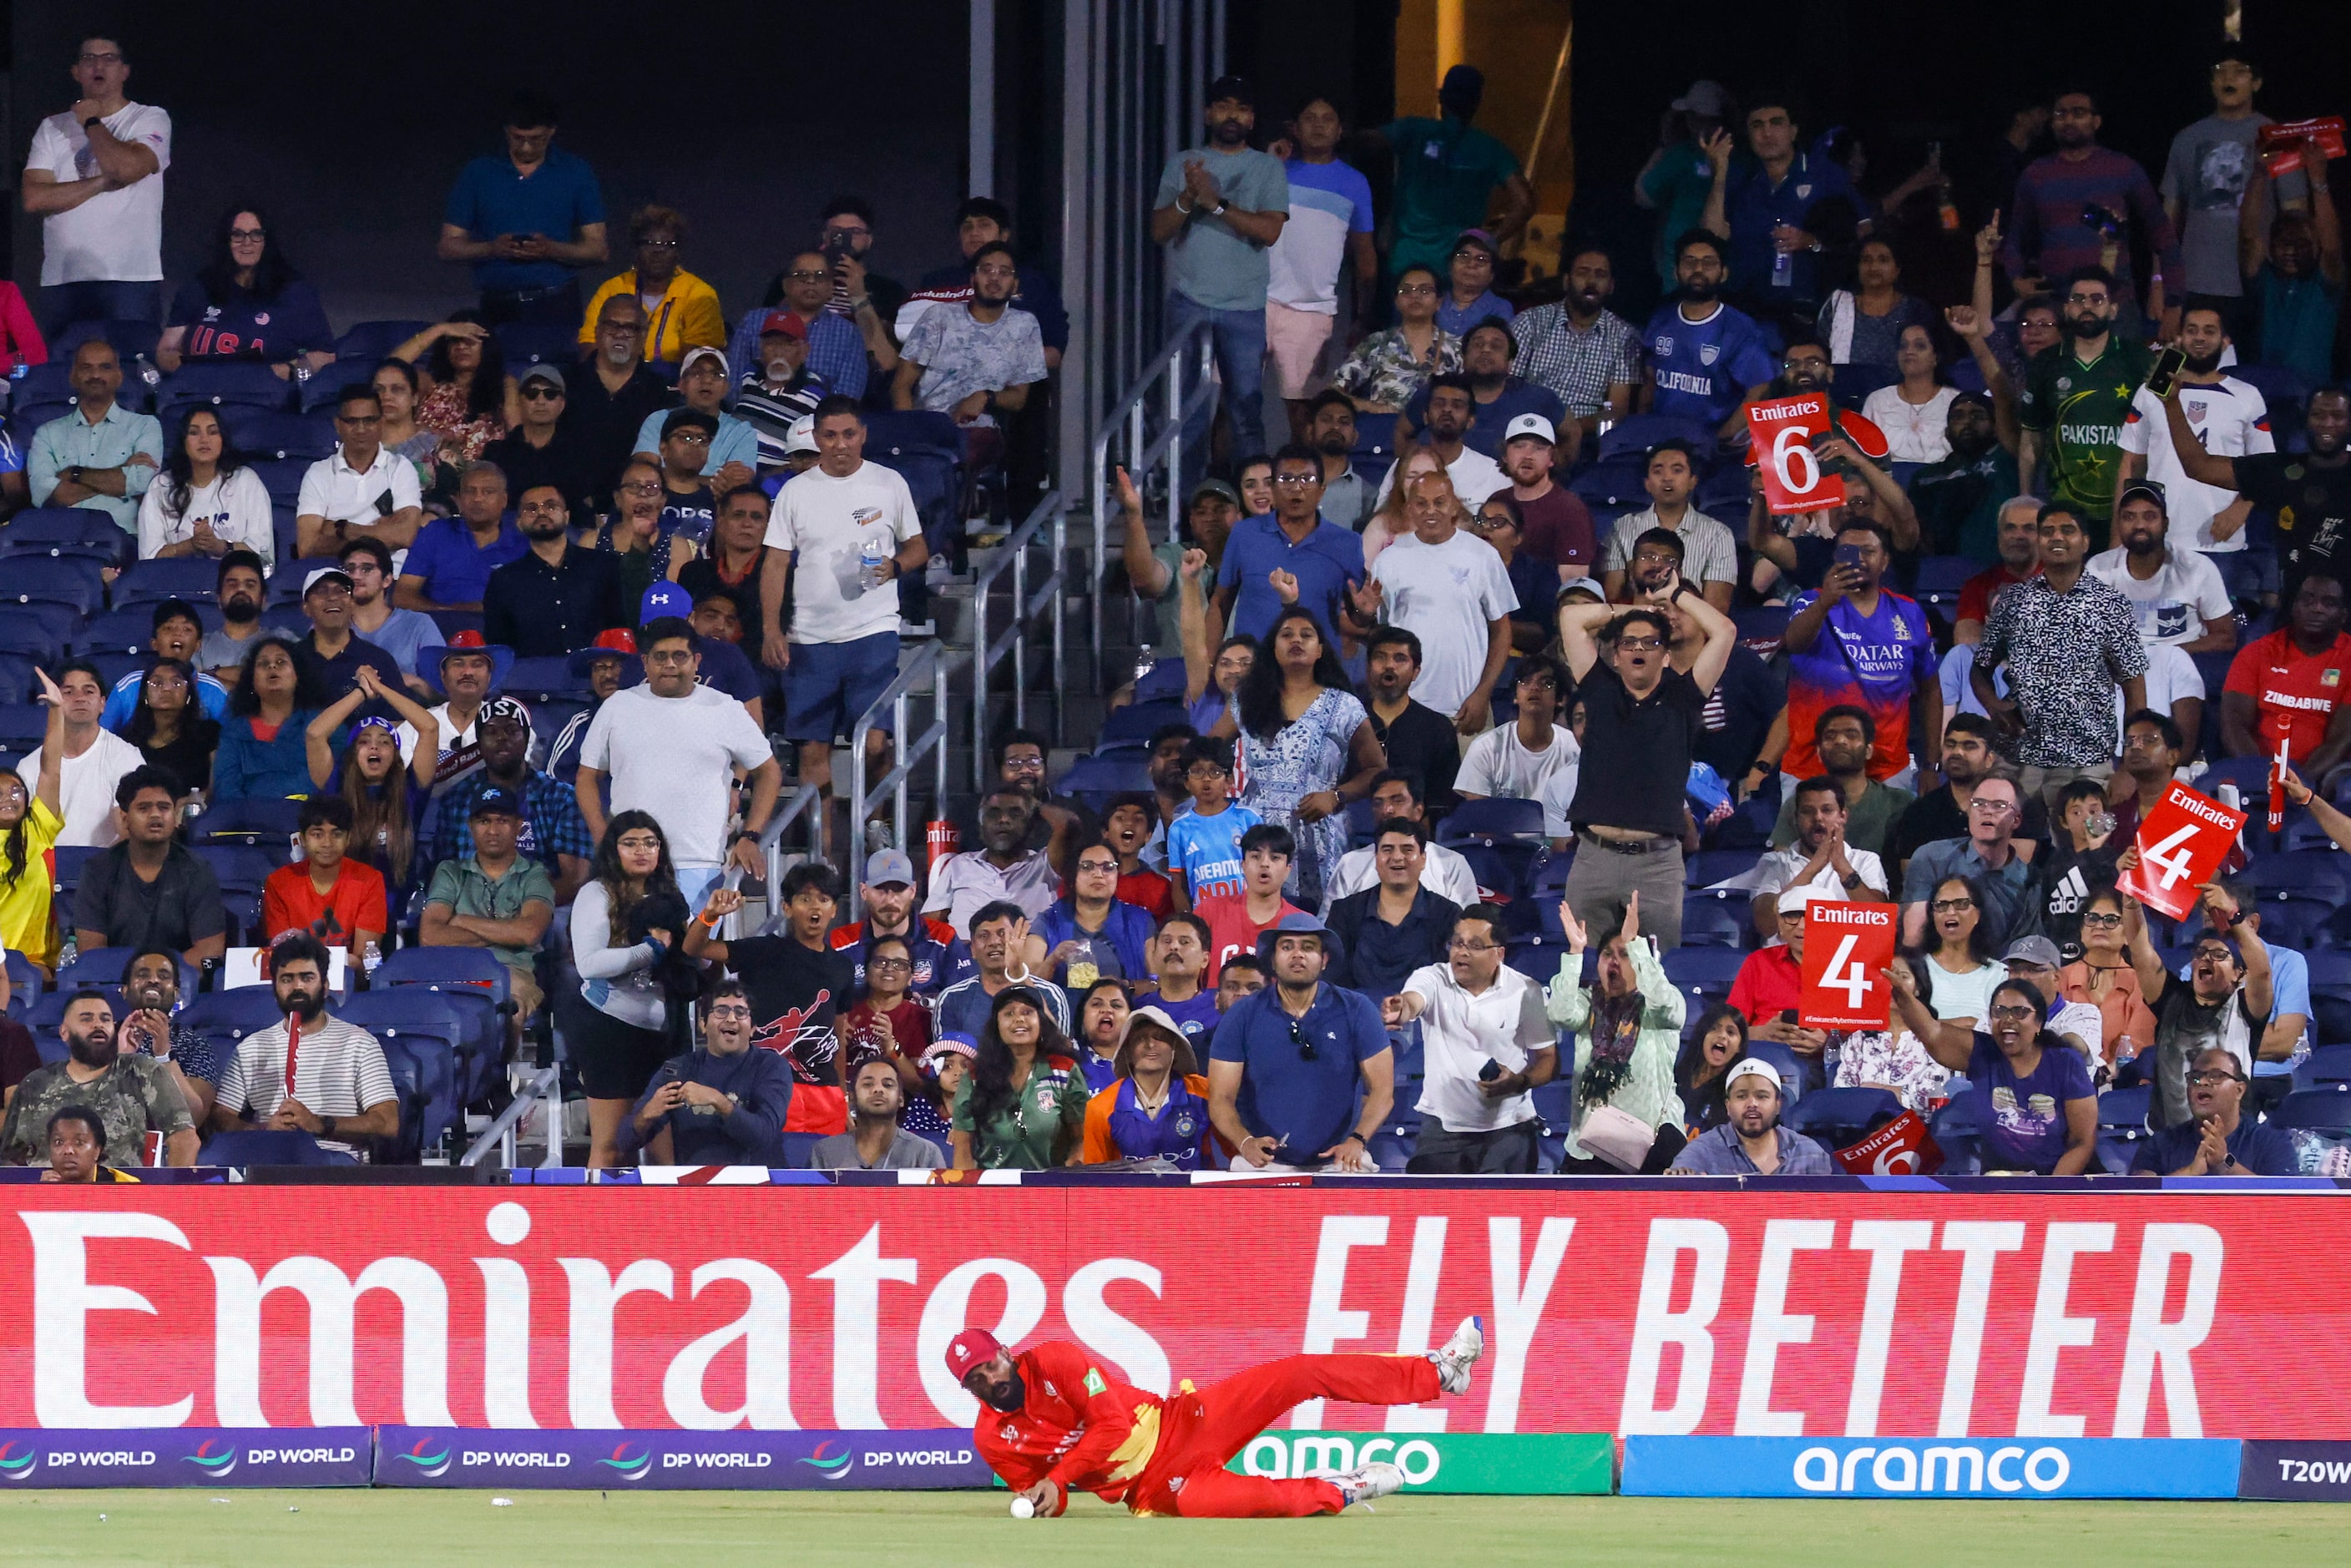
(0, 1185), (2344, 1449)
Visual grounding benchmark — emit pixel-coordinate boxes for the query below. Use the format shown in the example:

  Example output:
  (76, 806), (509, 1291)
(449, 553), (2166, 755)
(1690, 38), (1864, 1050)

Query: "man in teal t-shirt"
(1153, 74), (1291, 478)
(1376, 66), (1533, 276)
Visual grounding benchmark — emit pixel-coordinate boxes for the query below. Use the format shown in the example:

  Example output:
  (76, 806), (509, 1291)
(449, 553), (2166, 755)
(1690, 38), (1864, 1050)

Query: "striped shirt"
(214, 1013), (396, 1161)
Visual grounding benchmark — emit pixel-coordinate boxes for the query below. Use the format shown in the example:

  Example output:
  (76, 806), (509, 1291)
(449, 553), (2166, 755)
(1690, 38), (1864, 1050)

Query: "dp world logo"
(0, 1443), (37, 1482)
(397, 1439), (452, 1479)
(184, 1440), (238, 1478)
(599, 1443), (654, 1481)
(796, 1440), (855, 1481)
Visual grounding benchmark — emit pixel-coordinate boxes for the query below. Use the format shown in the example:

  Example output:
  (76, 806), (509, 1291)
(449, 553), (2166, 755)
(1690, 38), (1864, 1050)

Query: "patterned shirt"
(1974, 571), (2148, 766)
(428, 769), (595, 872)
(1509, 303), (1641, 416)
(1329, 326), (1461, 410)
(0, 1054), (192, 1168)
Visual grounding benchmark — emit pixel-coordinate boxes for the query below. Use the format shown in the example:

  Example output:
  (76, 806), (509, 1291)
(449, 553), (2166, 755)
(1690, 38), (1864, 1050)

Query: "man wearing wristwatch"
(1150, 75), (1290, 487)
(26, 338), (163, 534)
(1206, 913), (1393, 1174)
(22, 35), (171, 330)
(209, 934), (398, 1164)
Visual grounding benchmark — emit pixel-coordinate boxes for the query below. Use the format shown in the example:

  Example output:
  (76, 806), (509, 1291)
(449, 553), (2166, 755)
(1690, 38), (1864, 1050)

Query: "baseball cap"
(469, 784), (523, 821)
(1727, 1057), (1782, 1094)
(1205, 73), (1254, 108)
(660, 406), (718, 442)
(640, 581), (693, 625)
(568, 625), (643, 679)
(478, 695), (532, 735)
(518, 362), (565, 394)
(784, 415), (819, 456)
(1952, 389), (1994, 414)
(1190, 477), (1241, 508)
(863, 848), (917, 888)
(1671, 80), (1732, 119)
(1504, 412), (1555, 447)
(678, 344), (729, 377)
(1454, 227), (1499, 260)
(946, 1327), (1004, 1383)
(1778, 884), (1840, 914)
(302, 566), (353, 597)
(758, 311), (809, 341)
(2117, 479), (2168, 514)
(2000, 936), (2064, 970)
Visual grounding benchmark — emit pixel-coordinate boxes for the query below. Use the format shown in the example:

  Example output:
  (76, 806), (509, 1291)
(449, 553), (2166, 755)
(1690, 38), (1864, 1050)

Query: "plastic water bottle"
(134, 353), (161, 390)
(859, 536), (887, 592)
(1771, 245), (1793, 291)
(1134, 642), (1154, 685)
(1066, 939), (1100, 991)
(57, 931), (77, 972)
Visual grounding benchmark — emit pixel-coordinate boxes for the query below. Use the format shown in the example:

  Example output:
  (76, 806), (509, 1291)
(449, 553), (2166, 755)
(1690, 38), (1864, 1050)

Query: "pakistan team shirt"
(2017, 336), (2153, 525)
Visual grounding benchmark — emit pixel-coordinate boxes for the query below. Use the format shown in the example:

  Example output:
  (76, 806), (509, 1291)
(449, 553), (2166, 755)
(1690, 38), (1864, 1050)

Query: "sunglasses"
(522, 386), (564, 401)
(1287, 1017), (1317, 1061)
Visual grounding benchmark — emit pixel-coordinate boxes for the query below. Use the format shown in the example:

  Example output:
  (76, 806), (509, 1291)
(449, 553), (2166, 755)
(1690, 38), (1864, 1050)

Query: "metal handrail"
(759, 781), (825, 924)
(462, 1065), (563, 1168)
(970, 487), (1067, 792)
(1088, 318), (1217, 675)
(844, 641), (961, 923)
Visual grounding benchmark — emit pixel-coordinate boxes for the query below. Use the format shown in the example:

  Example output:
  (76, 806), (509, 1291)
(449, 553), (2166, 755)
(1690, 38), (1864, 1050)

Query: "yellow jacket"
(577, 269), (726, 364)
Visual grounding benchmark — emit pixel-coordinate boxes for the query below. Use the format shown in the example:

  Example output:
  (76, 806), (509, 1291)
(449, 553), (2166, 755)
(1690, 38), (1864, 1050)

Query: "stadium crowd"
(2, 33), (2348, 1181)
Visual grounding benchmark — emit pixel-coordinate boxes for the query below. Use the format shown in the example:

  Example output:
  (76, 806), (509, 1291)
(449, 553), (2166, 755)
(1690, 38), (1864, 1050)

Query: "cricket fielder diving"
(949, 1315), (1485, 1518)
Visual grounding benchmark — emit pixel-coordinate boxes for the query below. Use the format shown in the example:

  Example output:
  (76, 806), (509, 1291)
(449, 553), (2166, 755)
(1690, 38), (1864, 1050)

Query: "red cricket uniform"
(972, 1338), (1441, 1519)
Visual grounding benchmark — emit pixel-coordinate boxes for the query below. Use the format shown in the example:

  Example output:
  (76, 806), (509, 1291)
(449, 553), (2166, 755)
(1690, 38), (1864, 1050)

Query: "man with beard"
(338, 538), (443, 685)
(0, 989), (195, 1167)
(483, 363), (597, 517)
(954, 1314), (1482, 1520)
(619, 979), (792, 1166)
(2018, 266), (2153, 539)
(1767, 706), (1915, 857)
(1509, 245), (1641, 468)
(924, 789), (1061, 935)
(1908, 391), (2020, 560)
(563, 294), (678, 501)
(1750, 776), (1889, 934)
(2118, 871), (2272, 1130)
(2222, 569), (2351, 772)
(1600, 440), (1738, 610)
(422, 784), (555, 1029)
(731, 315), (828, 473)
(2118, 306), (2273, 595)
(1767, 518), (1941, 787)
(992, 726), (1089, 872)
(115, 945), (217, 1126)
(1402, 320), (1563, 463)
(71, 765), (228, 963)
(2134, 1046), (2296, 1175)
(2163, 379), (2351, 599)
(1371, 376), (1506, 511)
(428, 697), (591, 902)
(399, 631), (508, 799)
(1151, 76), (1290, 481)
(482, 482), (627, 656)
(1264, 98), (1376, 442)
(1361, 629), (1463, 814)
(892, 242), (1047, 435)
(686, 865), (856, 1137)
(678, 488), (771, 652)
(1301, 392), (1373, 529)
(828, 848), (953, 996)
(210, 934), (397, 1161)
(1885, 713), (2049, 878)
(1666, 1056), (1835, 1175)
(2086, 481), (2237, 654)
(2239, 141), (2342, 384)
(197, 549), (296, 683)
(1498, 413), (1596, 579)
(2002, 88), (2181, 337)
(1134, 721), (1201, 869)
(727, 250), (870, 398)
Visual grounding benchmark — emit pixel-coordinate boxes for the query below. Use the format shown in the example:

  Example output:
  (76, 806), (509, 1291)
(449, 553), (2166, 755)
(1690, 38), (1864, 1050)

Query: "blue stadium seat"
(198, 1128), (351, 1166)
(1783, 1085), (1900, 1149)
(2272, 1085), (2351, 1135)
(374, 947), (515, 1102)
(1742, 1039), (1806, 1109)
(5, 951), (41, 1006)
(51, 845), (103, 902)
(190, 797), (302, 845)
(780, 1131), (826, 1170)
(1453, 841), (1526, 902)
(493, 321), (577, 368)
(0, 705), (48, 750)
(2252, 894), (2334, 952)
(1504, 933), (1574, 985)
(1437, 797), (1545, 847)
(155, 361), (296, 414)
(56, 948), (197, 995)
(1056, 755), (1151, 807)
(1, 556), (106, 615)
(12, 361), (76, 407)
(2094, 1084), (2155, 1173)
(298, 357), (377, 412)
(0, 506), (133, 552)
(180, 985), (290, 1045)
(1597, 412), (1716, 463)
(1911, 555), (1979, 617)
(192, 844), (280, 896)
(1568, 457), (1650, 509)
(1929, 1095), (1981, 1173)
(2241, 855), (2350, 903)
(1661, 946), (1746, 1010)
(220, 407), (336, 459)
(1527, 850), (1575, 903)
(1342, 796), (1380, 850)
(430, 610), (485, 642)
(333, 990), (468, 1150)
(2294, 1044), (2351, 1092)
(115, 557), (227, 605)
(1530, 1077), (1575, 1172)
(1130, 660), (1188, 704)
(334, 320), (429, 362)
(8, 398), (72, 435)
(53, 320), (161, 368)
(1098, 701), (1186, 751)
(249, 457), (311, 508)
(503, 656), (589, 701)
(1734, 605), (1790, 647)
(1679, 889), (1751, 948)
(2197, 754), (2272, 802)
(1685, 847), (1763, 888)
(2305, 949), (2351, 1044)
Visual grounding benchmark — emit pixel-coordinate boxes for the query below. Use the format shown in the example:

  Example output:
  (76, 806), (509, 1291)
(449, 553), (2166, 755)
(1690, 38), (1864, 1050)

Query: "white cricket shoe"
(1330, 1460), (1405, 1509)
(1430, 1314), (1484, 1395)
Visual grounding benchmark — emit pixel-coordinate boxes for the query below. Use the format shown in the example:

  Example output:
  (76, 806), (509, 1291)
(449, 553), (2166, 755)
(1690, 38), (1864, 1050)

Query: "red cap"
(445, 629), (488, 650)
(758, 310), (809, 341)
(945, 1328), (1004, 1383)
(589, 627), (638, 655)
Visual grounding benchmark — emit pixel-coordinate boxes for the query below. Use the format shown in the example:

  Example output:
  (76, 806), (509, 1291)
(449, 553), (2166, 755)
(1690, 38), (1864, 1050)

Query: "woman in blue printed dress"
(1212, 606), (1383, 908)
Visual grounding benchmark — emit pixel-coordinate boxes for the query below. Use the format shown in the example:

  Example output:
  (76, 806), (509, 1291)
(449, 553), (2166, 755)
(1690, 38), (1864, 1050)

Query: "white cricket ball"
(1009, 1496), (1035, 1519)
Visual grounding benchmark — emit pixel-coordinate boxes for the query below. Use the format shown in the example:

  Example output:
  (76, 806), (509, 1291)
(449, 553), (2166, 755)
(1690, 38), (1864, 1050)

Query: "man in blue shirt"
(397, 461), (528, 613)
(2132, 1046), (2297, 1174)
(1213, 446), (1363, 645)
(1701, 91), (1857, 316)
(437, 90), (609, 326)
(28, 338), (163, 532)
(1206, 913), (1393, 1172)
(1642, 231), (1776, 441)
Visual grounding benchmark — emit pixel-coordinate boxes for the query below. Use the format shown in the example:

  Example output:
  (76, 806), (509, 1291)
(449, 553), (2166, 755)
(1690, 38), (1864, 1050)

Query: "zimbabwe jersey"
(2017, 336), (2152, 525)
(972, 1340), (1166, 1504)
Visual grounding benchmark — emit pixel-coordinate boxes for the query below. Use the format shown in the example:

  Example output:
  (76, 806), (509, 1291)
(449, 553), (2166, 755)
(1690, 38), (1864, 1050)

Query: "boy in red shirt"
(1727, 887), (1828, 1080)
(1191, 823), (1302, 984)
(1103, 792), (1172, 919)
(262, 797), (388, 960)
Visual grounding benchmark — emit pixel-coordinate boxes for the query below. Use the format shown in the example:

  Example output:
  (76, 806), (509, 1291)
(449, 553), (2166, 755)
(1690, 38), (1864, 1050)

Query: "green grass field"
(0, 1490), (2343, 1566)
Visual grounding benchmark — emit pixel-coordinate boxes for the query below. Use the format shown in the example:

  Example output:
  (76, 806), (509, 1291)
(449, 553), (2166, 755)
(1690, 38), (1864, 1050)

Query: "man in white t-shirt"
(759, 396), (928, 854)
(2086, 482), (2237, 654)
(22, 661), (143, 847)
(1457, 657), (1579, 800)
(1358, 466), (1514, 729)
(575, 616), (782, 908)
(20, 35), (170, 327)
(1368, 377), (1507, 511)
(2116, 306), (2273, 588)
(1380, 904), (1557, 1173)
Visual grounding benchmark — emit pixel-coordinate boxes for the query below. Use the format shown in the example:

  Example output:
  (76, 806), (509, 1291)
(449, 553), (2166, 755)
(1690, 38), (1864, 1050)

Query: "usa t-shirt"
(2085, 545), (2232, 648)
(1165, 802), (1261, 901)
(2117, 379), (2273, 552)
(1781, 588), (1937, 780)
(1642, 301), (1775, 427)
(766, 459), (923, 644)
(1267, 158), (1376, 314)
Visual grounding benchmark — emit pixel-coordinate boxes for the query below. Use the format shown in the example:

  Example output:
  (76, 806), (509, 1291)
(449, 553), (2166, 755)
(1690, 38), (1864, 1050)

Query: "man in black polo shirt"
(1361, 626), (1462, 814)
(483, 364), (598, 516)
(294, 566), (405, 702)
(1556, 576), (1737, 950)
(482, 482), (628, 656)
(69, 766), (228, 968)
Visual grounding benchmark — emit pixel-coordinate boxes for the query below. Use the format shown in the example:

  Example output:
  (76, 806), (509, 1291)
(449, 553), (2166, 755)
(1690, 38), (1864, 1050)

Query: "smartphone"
(1833, 542), (1866, 572)
(1478, 1059), (1504, 1083)
(2145, 346), (2189, 399)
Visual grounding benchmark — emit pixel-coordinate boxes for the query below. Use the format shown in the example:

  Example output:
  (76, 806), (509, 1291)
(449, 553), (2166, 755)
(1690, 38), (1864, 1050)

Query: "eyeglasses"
(1452, 247), (1493, 263)
(785, 269), (830, 281)
(1968, 798), (2016, 814)
(2065, 292), (2109, 306)
(867, 957), (913, 973)
(639, 238), (680, 250)
(1076, 859), (1119, 876)
(2081, 911), (2124, 928)
(600, 321), (644, 336)
(707, 1004), (754, 1021)
(618, 479), (662, 495)
(1287, 1017), (1317, 1061)
(1618, 635), (1664, 652)
(1001, 756), (1046, 772)
(614, 835), (662, 852)
(229, 228), (266, 243)
(78, 51), (123, 64)
(1272, 473), (1321, 488)
(1396, 283), (1437, 296)
(1929, 898), (1976, 914)
(1988, 1004), (2040, 1022)
(644, 649), (695, 665)
(2187, 1070), (2244, 1086)
(521, 386), (563, 401)
(669, 432), (711, 446)
(1447, 938), (1502, 953)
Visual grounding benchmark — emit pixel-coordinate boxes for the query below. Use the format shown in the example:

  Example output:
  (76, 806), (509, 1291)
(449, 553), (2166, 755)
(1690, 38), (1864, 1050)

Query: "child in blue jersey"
(1164, 736), (1261, 908)
(1079, 1005), (1220, 1168)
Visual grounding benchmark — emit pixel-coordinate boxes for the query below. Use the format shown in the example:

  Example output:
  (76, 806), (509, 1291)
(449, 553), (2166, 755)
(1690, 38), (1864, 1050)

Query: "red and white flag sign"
(1799, 899), (1897, 1030)
(2118, 781), (2247, 921)
(1746, 397), (1889, 515)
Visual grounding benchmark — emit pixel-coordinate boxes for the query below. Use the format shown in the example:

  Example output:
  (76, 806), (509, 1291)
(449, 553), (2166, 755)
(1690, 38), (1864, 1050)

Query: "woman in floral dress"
(1329, 264), (1460, 415)
(1212, 606), (1383, 908)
